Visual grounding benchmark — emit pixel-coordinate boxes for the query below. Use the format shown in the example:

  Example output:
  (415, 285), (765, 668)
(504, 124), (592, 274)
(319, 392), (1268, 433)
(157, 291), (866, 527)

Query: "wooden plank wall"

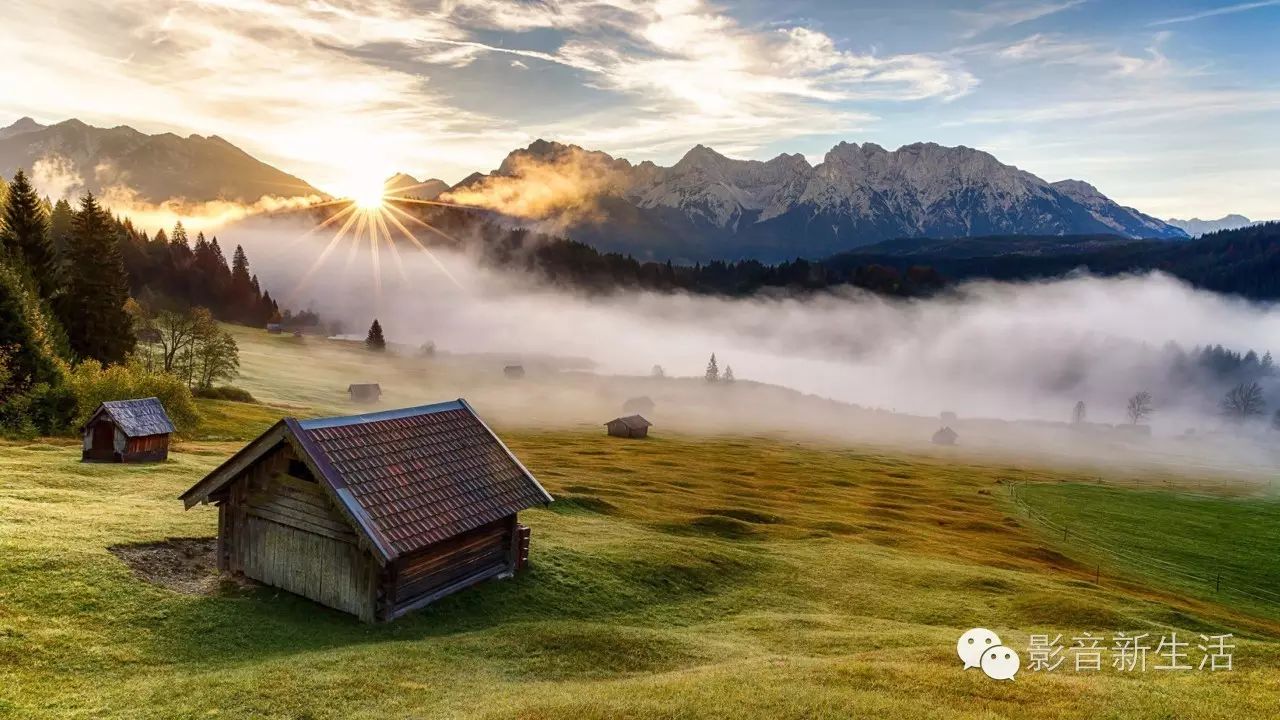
(389, 515), (514, 615)
(225, 444), (379, 622)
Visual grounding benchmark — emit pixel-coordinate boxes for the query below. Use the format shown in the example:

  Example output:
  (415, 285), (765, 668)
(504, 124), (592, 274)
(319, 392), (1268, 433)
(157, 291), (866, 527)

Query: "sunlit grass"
(2, 331), (1280, 717)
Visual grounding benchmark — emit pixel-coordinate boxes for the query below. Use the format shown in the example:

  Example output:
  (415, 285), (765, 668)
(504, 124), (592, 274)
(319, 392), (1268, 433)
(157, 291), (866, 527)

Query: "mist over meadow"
(230, 215), (1280, 437)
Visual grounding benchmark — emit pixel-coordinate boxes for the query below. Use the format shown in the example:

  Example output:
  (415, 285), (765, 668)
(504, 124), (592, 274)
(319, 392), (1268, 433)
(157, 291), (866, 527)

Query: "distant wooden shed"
(179, 400), (553, 623)
(266, 323), (283, 334)
(932, 426), (958, 446)
(81, 397), (174, 463)
(606, 415), (652, 439)
(503, 365), (525, 379)
(348, 383), (381, 403)
(622, 396), (655, 415)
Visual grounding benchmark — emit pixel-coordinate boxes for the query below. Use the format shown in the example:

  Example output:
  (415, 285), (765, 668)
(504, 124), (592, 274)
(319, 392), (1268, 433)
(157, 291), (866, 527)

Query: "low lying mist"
(227, 213), (1280, 475)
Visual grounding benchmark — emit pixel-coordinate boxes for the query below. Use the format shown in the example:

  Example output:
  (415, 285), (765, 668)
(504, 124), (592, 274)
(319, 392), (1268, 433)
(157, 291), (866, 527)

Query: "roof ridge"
(299, 399), (466, 430)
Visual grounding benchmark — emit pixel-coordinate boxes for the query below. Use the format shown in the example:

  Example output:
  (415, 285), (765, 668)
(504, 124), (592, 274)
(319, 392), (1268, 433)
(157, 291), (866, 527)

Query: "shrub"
(67, 359), (200, 434)
(194, 385), (257, 403)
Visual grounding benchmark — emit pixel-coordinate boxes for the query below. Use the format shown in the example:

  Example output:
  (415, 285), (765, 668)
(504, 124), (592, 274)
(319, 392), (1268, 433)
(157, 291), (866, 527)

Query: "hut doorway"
(89, 422), (116, 461)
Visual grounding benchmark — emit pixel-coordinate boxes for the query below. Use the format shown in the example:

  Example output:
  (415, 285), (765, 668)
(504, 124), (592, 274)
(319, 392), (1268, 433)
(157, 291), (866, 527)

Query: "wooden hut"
(606, 415), (651, 439)
(503, 365), (525, 379)
(266, 322), (283, 334)
(179, 400), (553, 623)
(932, 426), (958, 446)
(347, 383), (381, 403)
(81, 397), (174, 463)
(622, 396), (655, 415)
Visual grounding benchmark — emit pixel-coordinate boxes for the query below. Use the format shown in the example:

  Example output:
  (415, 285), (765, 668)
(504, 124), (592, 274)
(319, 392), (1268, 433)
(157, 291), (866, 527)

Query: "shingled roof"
(83, 398), (175, 437)
(181, 400), (552, 563)
(607, 415), (652, 431)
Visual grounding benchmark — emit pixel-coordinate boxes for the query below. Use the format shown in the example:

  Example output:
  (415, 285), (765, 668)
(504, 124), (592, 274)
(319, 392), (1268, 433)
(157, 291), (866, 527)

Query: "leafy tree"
(0, 261), (76, 435)
(366, 319), (386, 351)
(0, 171), (58, 299)
(651, 364), (665, 378)
(192, 317), (240, 390)
(1126, 391), (1153, 425)
(724, 365), (735, 383)
(704, 353), (718, 382)
(1221, 381), (1266, 422)
(1072, 400), (1087, 424)
(60, 193), (135, 364)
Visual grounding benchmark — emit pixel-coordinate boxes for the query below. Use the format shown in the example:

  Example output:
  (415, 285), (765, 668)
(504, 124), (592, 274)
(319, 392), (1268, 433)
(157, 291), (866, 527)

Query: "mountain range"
(0, 117), (323, 204)
(443, 139), (1188, 261)
(1165, 214), (1263, 237)
(0, 116), (1211, 262)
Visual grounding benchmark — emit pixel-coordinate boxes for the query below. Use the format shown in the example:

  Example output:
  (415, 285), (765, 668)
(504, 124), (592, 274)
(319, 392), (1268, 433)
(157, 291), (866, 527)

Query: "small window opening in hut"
(288, 459), (315, 480)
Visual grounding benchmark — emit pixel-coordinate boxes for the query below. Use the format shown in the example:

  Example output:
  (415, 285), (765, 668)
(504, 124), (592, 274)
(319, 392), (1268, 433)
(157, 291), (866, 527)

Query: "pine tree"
(704, 353), (719, 382)
(723, 365), (735, 382)
(60, 193), (135, 364)
(0, 171), (59, 299)
(230, 245), (255, 322)
(365, 319), (386, 351)
(170, 220), (189, 247)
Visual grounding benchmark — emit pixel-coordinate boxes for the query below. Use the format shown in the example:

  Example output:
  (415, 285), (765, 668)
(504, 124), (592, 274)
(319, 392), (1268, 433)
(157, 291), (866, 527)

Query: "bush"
(194, 385), (257, 403)
(67, 360), (200, 434)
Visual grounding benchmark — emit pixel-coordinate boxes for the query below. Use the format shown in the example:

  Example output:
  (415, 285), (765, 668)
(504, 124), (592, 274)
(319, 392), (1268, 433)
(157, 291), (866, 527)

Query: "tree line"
(0, 169), (292, 436)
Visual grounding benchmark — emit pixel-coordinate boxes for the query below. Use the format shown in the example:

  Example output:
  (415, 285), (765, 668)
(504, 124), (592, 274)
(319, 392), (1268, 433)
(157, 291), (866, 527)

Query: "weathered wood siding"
(123, 433), (169, 462)
(220, 443), (379, 622)
(386, 515), (514, 619)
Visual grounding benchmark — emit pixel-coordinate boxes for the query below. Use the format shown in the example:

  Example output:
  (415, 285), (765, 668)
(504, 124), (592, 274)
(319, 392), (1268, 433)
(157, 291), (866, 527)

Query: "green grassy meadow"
(2, 329), (1280, 718)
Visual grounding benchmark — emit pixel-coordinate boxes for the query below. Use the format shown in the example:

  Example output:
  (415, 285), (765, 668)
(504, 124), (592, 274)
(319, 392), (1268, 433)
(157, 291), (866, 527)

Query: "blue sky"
(1, 0), (1277, 219)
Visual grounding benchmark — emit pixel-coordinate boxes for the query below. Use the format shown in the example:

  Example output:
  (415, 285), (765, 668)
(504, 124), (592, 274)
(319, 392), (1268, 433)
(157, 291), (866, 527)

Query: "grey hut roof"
(83, 398), (175, 437)
(180, 400), (552, 564)
(348, 383), (381, 392)
(607, 415), (652, 430)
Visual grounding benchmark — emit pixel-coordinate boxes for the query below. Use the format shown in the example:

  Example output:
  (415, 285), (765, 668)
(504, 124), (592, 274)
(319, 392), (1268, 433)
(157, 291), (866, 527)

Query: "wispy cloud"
(994, 32), (1175, 78)
(955, 0), (1088, 38)
(1151, 0), (1280, 26)
(0, 0), (975, 191)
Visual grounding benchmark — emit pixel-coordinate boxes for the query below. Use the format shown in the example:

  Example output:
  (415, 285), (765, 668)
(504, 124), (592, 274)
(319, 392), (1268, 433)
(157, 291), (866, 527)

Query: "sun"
(352, 185), (386, 210)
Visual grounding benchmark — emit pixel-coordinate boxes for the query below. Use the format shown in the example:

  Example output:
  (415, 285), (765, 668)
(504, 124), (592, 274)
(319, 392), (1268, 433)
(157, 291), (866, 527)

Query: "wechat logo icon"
(957, 628), (1020, 681)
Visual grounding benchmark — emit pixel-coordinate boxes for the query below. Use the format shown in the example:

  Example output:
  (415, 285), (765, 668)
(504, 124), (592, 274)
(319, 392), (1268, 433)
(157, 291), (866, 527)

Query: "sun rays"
(281, 179), (472, 313)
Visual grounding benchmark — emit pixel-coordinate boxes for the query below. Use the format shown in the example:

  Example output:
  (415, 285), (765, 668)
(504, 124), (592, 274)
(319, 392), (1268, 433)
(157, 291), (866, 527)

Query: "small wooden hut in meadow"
(932, 426), (958, 446)
(622, 396), (655, 415)
(180, 400), (553, 622)
(503, 365), (525, 379)
(347, 383), (381, 403)
(81, 398), (174, 463)
(606, 415), (652, 439)
(266, 323), (283, 334)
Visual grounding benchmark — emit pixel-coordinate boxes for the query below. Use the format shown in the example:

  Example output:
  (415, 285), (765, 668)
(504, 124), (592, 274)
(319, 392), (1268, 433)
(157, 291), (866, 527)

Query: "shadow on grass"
(132, 529), (773, 671)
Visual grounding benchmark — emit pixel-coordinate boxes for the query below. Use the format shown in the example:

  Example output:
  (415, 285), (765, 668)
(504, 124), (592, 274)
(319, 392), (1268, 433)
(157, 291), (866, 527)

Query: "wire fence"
(1007, 481), (1280, 609)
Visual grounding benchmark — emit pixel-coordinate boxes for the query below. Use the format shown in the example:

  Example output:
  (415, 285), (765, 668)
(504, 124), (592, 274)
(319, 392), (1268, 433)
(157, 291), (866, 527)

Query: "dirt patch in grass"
(108, 537), (247, 595)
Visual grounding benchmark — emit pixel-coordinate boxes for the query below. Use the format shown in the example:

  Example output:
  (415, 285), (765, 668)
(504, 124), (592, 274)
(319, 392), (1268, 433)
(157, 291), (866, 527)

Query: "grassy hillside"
(1015, 482), (1280, 619)
(2, 329), (1279, 718)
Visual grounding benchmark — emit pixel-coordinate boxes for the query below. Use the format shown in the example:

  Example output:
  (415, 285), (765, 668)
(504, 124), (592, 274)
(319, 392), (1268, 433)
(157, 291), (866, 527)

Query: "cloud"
(1151, 0), (1280, 26)
(441, 144), (632, 227)
(0, 0), (974, 194)
(955, 0), (1088, 38)
(30, 154), (84, 200)
(995, 33), (1174, 78)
